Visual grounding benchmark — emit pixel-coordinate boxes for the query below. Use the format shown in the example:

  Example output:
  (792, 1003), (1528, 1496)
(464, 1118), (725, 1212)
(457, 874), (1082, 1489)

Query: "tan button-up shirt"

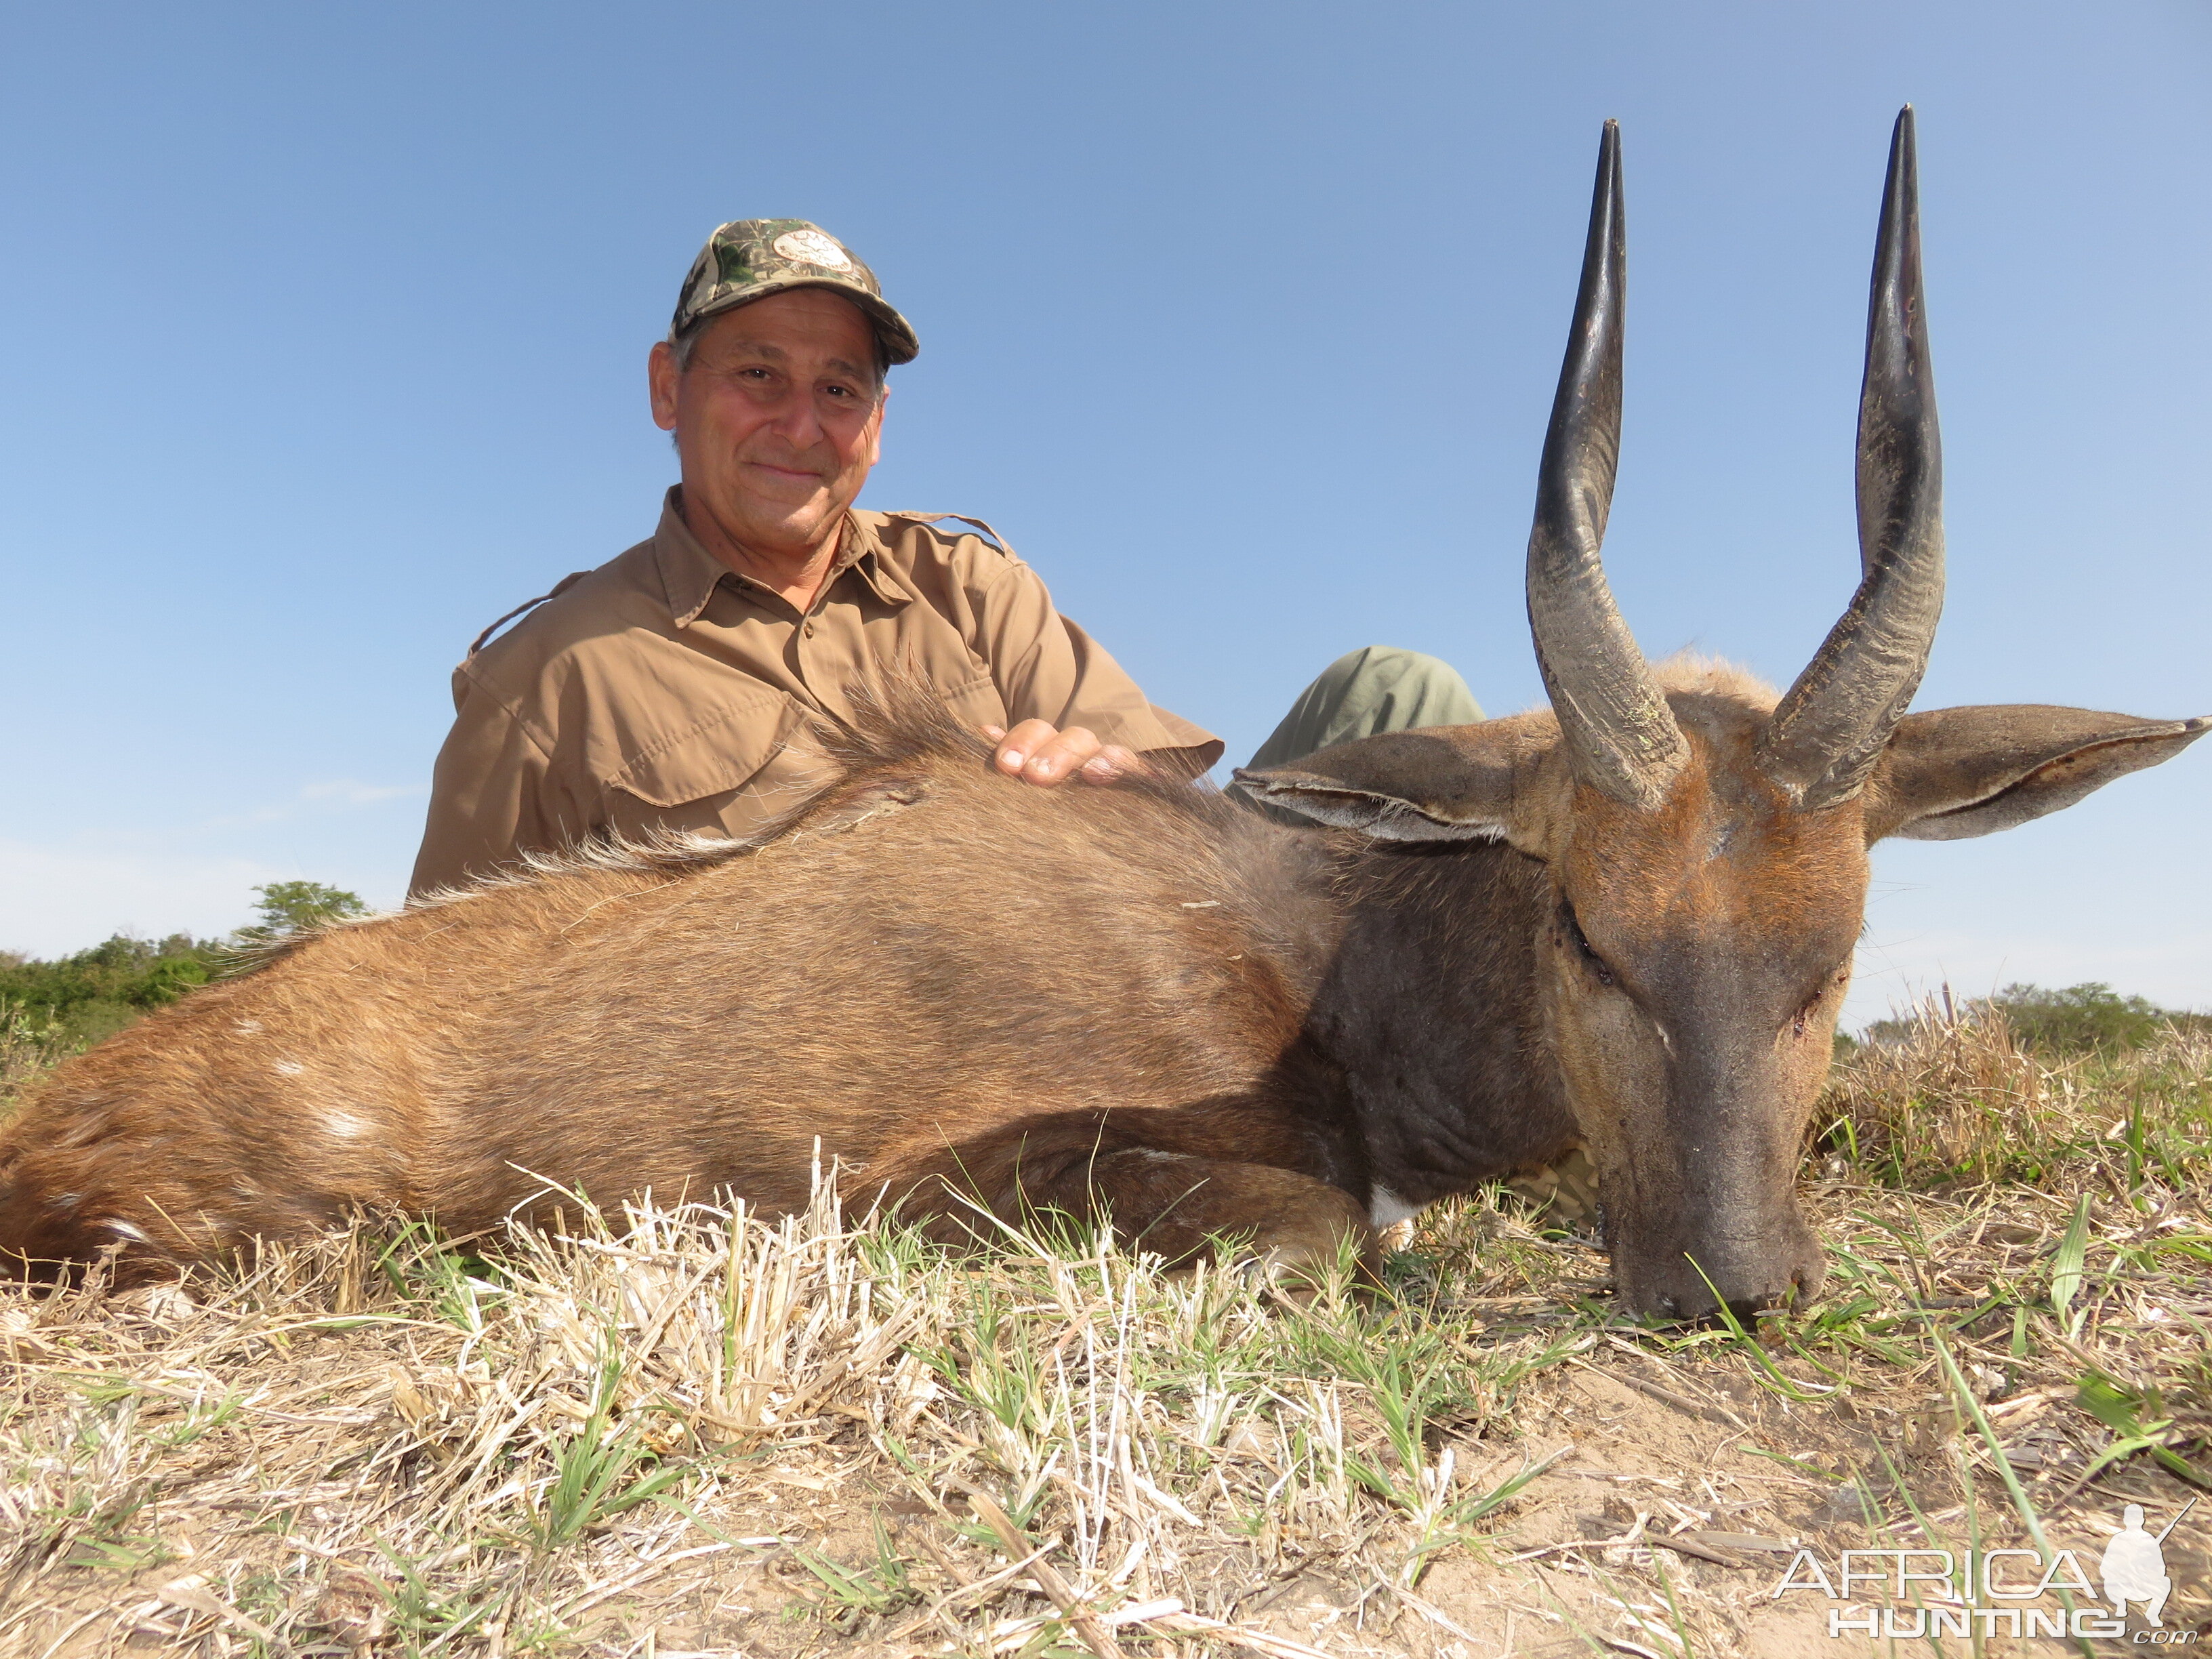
(409, 493), (1221, 896)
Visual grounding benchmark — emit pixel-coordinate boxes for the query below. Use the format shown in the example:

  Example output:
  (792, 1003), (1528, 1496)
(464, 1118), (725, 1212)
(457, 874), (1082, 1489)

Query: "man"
(410, 220), (1477, 895)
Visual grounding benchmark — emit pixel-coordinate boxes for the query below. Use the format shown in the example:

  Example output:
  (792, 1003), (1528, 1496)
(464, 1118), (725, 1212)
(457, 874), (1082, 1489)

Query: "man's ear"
(1866, 705), (2209, 843)
(649, 339), (680, 432)
(1232, 720), (1545, 844)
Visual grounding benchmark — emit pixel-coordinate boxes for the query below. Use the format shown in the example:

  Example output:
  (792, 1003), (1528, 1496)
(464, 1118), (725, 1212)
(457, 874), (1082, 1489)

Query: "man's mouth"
(744, 459), (824, 484)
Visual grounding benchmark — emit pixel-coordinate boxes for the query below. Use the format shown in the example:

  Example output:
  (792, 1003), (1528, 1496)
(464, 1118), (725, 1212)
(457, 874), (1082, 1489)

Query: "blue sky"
(1, 2), (2205, 1027)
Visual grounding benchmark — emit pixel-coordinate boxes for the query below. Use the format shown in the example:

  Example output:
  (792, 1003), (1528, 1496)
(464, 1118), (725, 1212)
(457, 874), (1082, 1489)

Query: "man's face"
(649, 289), (886, 560)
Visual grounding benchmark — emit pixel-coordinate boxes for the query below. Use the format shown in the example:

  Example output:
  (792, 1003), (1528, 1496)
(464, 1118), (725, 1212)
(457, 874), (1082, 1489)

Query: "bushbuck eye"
(1791, 968), (1848, 1038)
(1561, 905), (1615, 987)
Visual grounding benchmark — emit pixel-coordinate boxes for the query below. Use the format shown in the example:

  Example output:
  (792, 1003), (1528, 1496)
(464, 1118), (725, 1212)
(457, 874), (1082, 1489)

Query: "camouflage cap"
(670, 219), (918, 367)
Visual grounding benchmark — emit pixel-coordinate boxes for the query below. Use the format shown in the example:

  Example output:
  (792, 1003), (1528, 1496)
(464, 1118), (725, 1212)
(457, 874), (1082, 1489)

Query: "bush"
(1818, 996), (2212, 1192)
(0, 932), (231, 1049)
(1863, 981), (2209, 1056)
(0, 881), (369, 1056)
(232, 880), (371, 944)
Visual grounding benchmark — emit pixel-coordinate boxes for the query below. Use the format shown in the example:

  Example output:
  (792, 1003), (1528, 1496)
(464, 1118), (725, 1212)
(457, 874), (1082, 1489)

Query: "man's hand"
(984, 721), (1143, 787)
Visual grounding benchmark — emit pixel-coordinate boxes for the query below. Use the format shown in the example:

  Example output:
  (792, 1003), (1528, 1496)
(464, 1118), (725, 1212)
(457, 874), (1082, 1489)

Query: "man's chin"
(694, 493), (838, 554)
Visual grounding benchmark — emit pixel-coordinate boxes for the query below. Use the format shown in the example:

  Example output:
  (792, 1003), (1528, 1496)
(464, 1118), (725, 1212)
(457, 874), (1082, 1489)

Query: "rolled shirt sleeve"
(972, 556), (1223, 779)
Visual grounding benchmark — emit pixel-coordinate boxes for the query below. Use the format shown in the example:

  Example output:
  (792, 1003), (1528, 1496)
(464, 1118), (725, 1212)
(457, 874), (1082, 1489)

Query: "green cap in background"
(670, 219), (919, 366)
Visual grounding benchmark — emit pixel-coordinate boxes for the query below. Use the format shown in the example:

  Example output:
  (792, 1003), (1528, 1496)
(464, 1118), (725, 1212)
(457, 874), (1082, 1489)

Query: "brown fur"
(1229, 661), (2202, 1316)
(1, 672), (2198, 1319)
(0, 700), (1391, 1284)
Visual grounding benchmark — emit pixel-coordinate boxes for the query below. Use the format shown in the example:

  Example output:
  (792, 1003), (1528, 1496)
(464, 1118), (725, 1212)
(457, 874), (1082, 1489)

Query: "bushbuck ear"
(1867, 705), (2210, 842)
(1233, 722), (1543, 843)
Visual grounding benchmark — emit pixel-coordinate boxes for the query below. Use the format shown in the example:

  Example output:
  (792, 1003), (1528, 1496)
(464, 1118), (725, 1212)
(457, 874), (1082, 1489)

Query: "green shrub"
(0, 933), (230, 1048)
(0, 881), (368, 1054)
(1863, 981), (2209, 1056)
(232, 880), (370, 944)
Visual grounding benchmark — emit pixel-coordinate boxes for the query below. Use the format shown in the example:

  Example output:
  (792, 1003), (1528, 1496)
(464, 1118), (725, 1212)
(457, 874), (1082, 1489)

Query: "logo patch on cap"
(772, 228), (853, 271)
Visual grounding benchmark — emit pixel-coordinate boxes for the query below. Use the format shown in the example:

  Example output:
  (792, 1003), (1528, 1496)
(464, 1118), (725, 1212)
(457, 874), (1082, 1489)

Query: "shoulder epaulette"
(468, 571), (592, 658)
(882, 512), (1017, 556)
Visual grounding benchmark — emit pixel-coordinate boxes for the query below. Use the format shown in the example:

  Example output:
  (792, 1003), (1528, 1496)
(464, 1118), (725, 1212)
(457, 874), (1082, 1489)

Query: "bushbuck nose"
(1642, 1224), (1828, 1322)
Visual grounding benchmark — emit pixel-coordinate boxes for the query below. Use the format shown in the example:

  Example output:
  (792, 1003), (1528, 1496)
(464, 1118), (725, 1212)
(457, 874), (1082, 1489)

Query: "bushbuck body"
(1, 111), (2200, 1317)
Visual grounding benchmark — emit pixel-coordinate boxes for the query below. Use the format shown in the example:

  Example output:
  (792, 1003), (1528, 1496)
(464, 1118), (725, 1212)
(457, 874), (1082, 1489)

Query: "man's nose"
(761, 388), (828, 450)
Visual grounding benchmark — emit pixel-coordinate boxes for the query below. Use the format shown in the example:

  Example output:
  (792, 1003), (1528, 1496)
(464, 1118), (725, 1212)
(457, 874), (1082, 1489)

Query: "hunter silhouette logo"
(2104, 1498), (2192, 1627)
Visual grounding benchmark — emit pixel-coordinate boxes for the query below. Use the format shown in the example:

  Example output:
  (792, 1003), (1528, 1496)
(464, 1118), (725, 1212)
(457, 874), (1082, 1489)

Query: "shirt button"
(802, 621), (815, 638)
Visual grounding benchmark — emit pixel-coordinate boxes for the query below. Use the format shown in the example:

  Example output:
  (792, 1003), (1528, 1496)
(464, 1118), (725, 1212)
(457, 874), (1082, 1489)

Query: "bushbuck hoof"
(1105, 1156), (1378, 1276)
(905, 1147), (1380, 1280)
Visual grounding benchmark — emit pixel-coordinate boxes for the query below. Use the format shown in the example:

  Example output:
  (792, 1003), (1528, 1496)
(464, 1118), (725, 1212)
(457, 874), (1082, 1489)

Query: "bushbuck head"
(1240, 110), (2207, 1320)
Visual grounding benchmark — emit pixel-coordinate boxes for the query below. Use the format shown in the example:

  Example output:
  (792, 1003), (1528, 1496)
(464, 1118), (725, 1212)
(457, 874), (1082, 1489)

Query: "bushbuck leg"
(880, 1117), (1377, 1273)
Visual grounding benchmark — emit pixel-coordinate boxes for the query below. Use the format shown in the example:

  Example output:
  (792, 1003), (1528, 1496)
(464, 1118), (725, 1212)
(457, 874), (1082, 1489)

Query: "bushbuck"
(1, 111), (2200, 1317)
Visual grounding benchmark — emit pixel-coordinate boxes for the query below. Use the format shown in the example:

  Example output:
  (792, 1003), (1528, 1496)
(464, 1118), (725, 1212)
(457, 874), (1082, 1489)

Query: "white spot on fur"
(102, 1218), (151, 1244)
(1369, 1185), (1423, 1228)
(326, 1111), (367, 1139)
(1179, 899), (1221, 909)
(272, 1059), (304, 1076)
(233, 1019), (262, 1034)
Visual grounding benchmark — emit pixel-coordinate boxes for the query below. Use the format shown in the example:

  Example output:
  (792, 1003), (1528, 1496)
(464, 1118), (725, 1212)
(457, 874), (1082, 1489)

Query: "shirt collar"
(653, 490), (909, 625)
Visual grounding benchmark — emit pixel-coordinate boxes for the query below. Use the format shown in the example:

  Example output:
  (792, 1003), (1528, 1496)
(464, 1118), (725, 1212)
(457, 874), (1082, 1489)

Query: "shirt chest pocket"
(600, 691), (825, 841)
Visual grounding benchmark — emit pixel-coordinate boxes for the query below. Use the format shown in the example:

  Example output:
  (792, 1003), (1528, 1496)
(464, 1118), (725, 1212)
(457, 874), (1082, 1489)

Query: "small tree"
(237, 881), (370, 943)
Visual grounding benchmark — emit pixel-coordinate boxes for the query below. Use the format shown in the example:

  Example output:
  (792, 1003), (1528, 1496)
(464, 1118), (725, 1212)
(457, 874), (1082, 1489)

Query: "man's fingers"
(993, 723), (1140, 788)
(1080, 744), (1141, 782)
(1019, 726), (1104, 786)
(993, 718), (1059, 777)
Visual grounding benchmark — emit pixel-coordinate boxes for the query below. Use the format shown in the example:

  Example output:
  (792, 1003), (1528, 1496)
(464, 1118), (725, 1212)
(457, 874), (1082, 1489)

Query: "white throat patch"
(1368, 1185), (1424, 1229)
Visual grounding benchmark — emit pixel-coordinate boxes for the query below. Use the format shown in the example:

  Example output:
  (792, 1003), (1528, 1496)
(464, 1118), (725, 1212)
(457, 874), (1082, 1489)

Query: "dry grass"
(2, 1009), (2207, 1658)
